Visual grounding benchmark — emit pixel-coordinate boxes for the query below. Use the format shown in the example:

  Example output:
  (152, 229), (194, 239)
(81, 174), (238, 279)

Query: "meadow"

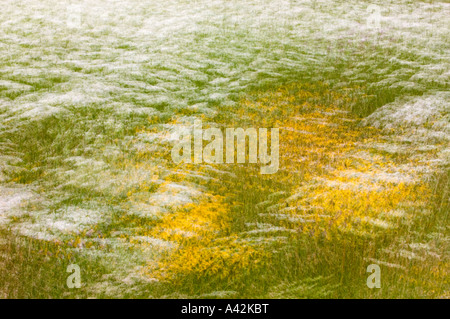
(0, 0), (448, 298)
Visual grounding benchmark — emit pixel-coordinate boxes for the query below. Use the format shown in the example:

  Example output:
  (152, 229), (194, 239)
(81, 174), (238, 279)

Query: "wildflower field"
(0, 0), (448, 298)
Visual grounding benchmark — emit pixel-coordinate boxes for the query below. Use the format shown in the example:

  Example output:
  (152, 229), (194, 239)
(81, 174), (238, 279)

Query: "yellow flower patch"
(136, 82), (436, 284)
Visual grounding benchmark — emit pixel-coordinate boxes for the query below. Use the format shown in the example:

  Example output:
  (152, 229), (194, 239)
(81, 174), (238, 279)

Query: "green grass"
(145, 165), (448, 299)
(0, 228), (106, 298)
(1, 2), (448, 298)
(1, 75), (448, 298)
